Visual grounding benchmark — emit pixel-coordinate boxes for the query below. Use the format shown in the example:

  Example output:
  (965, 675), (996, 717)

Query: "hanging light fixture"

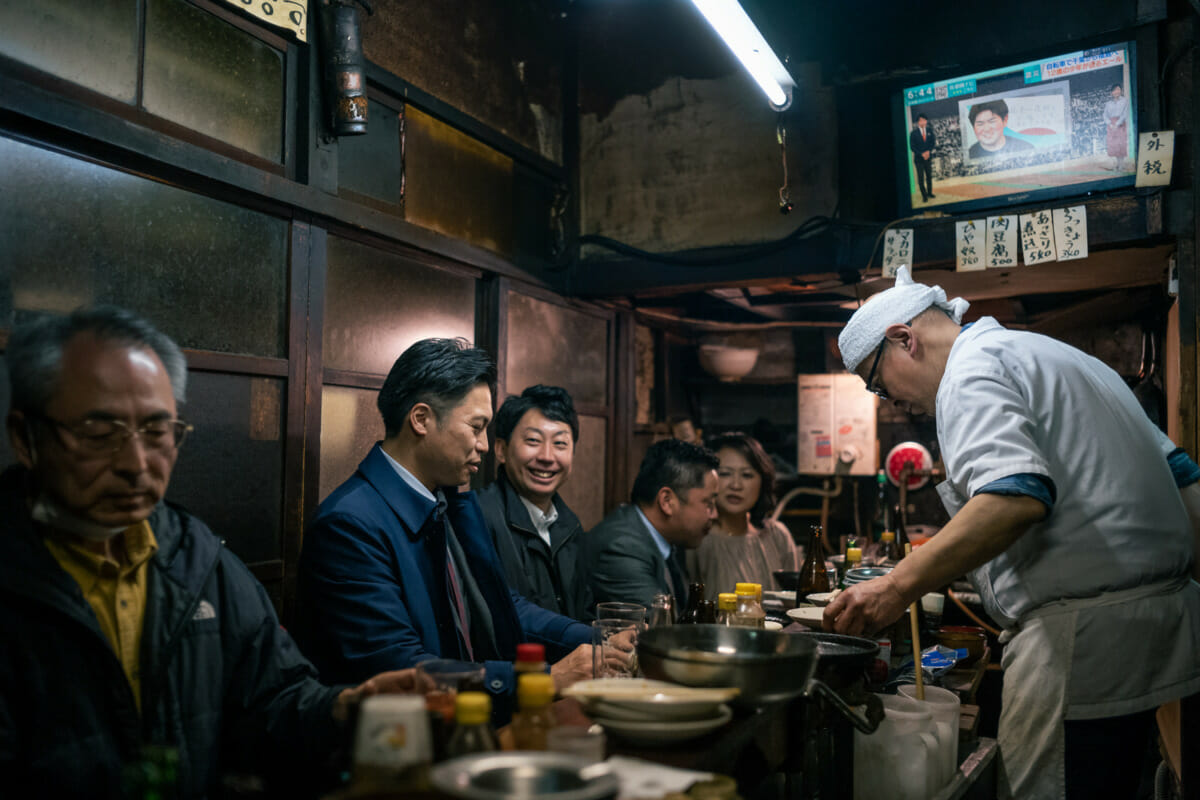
(688, 0), (794, 110)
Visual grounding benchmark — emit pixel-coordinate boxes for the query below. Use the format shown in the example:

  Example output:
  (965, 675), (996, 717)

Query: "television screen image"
(896, 42), (1135, 215)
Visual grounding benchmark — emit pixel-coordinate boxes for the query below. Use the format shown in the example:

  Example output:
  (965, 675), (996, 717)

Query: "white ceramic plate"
(587, 699), (716, 722)
(563, 679), (739, 703)
(762, 590), (796, 604)
(595, 704), (733, 746)
(564, 679), (739, 721)
(786, 605), (827, 627)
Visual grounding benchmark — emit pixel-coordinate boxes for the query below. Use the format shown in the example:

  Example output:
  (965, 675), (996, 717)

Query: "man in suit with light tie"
(581, 439), (719, 612)
(910, 113), (936, 202)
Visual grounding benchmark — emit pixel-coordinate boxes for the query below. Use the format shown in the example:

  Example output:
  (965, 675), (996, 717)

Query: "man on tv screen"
(968, 99), (1034, 159)
(909, 113), (937, 201)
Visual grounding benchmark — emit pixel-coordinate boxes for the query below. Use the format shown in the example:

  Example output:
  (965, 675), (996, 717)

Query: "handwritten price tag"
(1051, 206), (1088, 262)
(1018, 210), (1057, 265)
(222, 0), (307, 42)
(955, 220), (984, 272)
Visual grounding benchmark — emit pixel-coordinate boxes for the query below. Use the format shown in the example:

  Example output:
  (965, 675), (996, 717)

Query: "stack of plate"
(843, 566), (893, 586)
(562, 679), (737, 746)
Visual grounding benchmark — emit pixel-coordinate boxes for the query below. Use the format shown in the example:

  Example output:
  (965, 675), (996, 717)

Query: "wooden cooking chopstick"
(906, 542), (925, 700)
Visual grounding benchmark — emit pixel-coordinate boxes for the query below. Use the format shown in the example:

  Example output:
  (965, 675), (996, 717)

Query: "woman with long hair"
(687, 432), (798, 600)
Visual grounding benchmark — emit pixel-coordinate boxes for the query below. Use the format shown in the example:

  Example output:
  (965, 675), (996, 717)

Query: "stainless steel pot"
(430, 752), (619, 800)
(637, 625), (882, 734)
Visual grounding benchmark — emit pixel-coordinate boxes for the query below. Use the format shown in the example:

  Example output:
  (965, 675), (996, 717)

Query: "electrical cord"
(947, 588), (1001, 636)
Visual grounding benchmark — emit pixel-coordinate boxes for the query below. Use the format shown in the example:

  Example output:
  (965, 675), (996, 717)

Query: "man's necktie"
(434, 492), (473, 661)
(445, 546), (474, 661)
(666, 547), (689, 610)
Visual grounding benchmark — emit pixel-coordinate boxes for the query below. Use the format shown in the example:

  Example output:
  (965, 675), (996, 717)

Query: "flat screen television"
(894, 41), (1137, 216)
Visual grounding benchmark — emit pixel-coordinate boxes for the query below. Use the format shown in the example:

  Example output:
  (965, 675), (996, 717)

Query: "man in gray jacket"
(0, 306), (413, 798)
(477, 385), (591, 621)
(581, 439), (719, 611)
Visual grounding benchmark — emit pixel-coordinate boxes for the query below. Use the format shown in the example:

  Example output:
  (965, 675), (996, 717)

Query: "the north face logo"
(192, 600), (216, 621)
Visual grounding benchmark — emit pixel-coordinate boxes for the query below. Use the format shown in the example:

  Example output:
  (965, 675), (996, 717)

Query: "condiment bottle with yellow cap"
(512, 673), (557, 750)
(842, 543), (863, 588)
(716, 593), (737, 625)
(732, 585), (766, 628)
(446, 692), (498, 757)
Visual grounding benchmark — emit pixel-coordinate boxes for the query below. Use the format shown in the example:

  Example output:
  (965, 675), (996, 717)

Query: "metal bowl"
(636, 624), (819, 704)
(430, 752), (619, 800)
(842, 567), (892, 585)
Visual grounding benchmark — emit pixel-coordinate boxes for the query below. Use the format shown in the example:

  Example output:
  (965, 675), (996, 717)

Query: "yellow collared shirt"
(44, 520), (158, 712)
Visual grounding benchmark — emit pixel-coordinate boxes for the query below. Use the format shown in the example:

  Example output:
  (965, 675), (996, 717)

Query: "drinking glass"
(547, 726), (607, 763)
(647, 594), (675, 628)
(592, 619), (639, 679)
(594, 602), (646, 627)
(414, 658), (485, 721)
(921, 592), (945, 630)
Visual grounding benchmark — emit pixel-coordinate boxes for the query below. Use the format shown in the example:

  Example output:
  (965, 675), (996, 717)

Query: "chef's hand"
(822, 576), (907, 636)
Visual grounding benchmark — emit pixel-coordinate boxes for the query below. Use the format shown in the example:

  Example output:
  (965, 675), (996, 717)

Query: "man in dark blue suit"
(909, 113), (936, 202)
(296, 339), (593, 710)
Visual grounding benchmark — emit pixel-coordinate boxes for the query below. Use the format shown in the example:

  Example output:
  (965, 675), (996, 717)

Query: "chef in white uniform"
(825, 267), (1200, 799)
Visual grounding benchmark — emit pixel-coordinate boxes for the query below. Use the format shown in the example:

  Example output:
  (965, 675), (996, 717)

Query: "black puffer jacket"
(0, 468), (342, 799)
(476, 471), (592, 622)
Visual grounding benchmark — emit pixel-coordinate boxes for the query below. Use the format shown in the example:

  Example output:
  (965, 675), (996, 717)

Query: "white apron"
(994, 577), (1189, 800)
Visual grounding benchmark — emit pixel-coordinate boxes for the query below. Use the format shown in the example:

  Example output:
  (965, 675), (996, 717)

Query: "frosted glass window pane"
(144, 0), (284, 162)
(405, 107), (514, 258)
(0, 0), (138, 102)
(339, 99), (404, 212)
(320, 386), (384, 502)
(167, 373), (284, 564)
(558, 415), (607, 531)
(506, 293), (608, 406)
(324, 235), (476, 375)
(0, 136), (288, 357)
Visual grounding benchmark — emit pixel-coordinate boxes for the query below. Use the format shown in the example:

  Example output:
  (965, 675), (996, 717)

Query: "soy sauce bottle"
(797, 525), (831, 595)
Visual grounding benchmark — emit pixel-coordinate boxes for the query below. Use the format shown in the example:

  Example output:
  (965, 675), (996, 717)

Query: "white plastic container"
(853, 694), (939, 800)
(899, 684), (961, 790)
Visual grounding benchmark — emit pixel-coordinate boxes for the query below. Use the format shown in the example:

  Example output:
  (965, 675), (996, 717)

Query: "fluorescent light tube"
(689, 0), (794, 109)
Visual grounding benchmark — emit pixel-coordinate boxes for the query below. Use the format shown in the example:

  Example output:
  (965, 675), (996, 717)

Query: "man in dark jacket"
(477, 385), (591, 621)
(581, 439), (719, 611)
(0, 307), (414, 799)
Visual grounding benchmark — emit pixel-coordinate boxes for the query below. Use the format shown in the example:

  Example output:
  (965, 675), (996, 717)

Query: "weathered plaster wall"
(579, 65), (837, 255)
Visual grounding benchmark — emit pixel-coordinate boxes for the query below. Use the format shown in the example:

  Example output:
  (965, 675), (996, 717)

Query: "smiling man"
(297, 339), (593, 713)
(967, 99), (1033, 159)
(477, 385), (591, 620)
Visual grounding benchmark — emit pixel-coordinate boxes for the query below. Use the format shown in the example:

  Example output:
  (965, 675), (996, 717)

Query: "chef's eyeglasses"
(864, 340), (889, 400)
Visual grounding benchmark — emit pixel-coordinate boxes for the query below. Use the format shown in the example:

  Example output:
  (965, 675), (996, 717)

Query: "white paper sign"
(955, 220), (985, 272)
(985, 216), (1019, 268)
(1052, 206), (1088, 261)
(1135, 130), (1174, 187)
(1019, 210), (1057, 265)
(883, 228), (913, 279)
